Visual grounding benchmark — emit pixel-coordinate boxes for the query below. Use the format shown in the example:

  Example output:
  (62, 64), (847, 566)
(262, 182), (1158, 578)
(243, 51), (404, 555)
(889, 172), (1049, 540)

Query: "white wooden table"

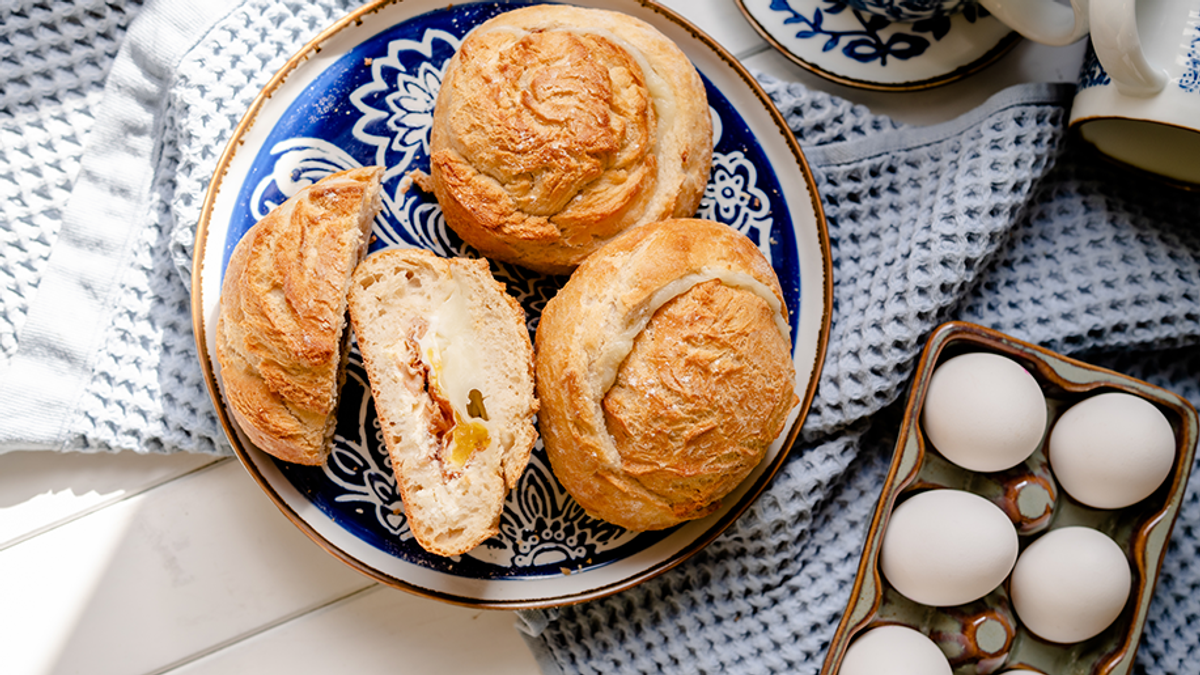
(0, 2), (1085, 673)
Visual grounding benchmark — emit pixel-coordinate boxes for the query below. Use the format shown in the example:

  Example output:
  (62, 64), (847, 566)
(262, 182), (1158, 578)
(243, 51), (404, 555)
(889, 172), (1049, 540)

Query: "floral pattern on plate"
(223, 1), (801, 580)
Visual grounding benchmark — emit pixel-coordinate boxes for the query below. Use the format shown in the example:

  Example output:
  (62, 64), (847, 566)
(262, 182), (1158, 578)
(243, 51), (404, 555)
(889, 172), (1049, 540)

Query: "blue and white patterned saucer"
(737, 0), (1019, 90)
(194, 0), (832, 608)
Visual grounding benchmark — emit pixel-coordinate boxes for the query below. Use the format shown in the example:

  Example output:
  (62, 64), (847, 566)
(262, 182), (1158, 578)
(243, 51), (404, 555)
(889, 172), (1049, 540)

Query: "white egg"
(880, 489), (1019, 606)
(922, 352), (1048, 472)
(839, 625), (952, 675)
(1010, 526), (1132, 643)
(1048, 392), (1176, 509)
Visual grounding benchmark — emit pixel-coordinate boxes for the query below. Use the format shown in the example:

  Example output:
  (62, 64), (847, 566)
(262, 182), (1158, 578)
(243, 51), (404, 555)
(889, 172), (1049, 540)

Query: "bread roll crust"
(424, 5), (712, 274)
(216, 166), (383, 465)
(535, 218), (798, 531)
(347, 248), (538, 556)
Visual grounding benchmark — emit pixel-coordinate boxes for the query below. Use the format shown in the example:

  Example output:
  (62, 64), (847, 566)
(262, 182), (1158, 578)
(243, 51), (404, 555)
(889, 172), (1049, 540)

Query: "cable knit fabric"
(1, 2), (1199, 673)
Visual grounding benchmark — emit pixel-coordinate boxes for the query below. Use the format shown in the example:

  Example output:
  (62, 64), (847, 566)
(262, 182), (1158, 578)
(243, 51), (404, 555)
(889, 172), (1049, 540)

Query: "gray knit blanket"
(2, 1), (1197, 673)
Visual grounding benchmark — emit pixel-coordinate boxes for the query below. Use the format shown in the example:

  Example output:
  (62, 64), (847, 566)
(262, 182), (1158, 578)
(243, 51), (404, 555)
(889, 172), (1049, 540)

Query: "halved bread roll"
(216, 166), (383, 465)
(347, 248), (538, 556)
(419, 4), (713, 275)
(536, 219), (798, 531)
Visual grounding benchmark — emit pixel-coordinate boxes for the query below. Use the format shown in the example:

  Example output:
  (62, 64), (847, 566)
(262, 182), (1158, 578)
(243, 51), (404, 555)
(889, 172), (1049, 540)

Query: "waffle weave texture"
(522, 78), (1200, 675)
(0, 0), (142, 367)
(0, 0), (362, 453)
(1, 2), (1199, 673)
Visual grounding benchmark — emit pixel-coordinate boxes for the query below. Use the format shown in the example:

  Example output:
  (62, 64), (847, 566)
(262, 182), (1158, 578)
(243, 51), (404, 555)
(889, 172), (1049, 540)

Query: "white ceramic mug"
(1069, 0), (1200, 186)
(841, 0), (1090, 46)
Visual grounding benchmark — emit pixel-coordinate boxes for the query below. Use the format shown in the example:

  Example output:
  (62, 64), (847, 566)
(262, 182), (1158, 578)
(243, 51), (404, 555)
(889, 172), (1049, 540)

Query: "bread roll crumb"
(348, 248), (538, 556)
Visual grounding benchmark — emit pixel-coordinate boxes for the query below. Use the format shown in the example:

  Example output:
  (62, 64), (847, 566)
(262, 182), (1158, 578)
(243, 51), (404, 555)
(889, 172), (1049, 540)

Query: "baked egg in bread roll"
(347, 248), (538, 556)
(535, 218), (798, 531)
(419, 4), (713, 275)
(216, 166), (383, 466)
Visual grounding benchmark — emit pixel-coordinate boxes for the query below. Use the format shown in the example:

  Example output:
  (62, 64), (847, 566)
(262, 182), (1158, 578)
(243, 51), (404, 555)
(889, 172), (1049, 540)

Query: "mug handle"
(1088, 0), (1168, 96)
(976, 0), (1090, 46)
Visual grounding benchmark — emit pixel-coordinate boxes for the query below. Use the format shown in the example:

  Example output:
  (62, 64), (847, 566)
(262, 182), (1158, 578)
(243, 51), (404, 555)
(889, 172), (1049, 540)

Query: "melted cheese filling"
(414, 272), (493, 468)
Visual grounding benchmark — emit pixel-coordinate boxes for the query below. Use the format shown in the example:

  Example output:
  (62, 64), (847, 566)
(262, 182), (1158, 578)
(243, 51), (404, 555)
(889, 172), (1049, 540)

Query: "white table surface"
(0, 2), (1086, 673)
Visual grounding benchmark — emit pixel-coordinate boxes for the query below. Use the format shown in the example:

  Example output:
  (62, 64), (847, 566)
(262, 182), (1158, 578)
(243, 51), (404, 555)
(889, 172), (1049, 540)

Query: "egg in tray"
(821, 321), (1199, 675)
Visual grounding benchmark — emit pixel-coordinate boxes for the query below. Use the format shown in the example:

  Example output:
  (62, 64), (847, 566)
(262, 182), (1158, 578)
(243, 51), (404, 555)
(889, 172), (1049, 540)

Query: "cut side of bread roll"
(536, 218), (798, 531)
(216, 166), (383, 466)
(420, 4), (713, 275)
(347, 248), (538, 557)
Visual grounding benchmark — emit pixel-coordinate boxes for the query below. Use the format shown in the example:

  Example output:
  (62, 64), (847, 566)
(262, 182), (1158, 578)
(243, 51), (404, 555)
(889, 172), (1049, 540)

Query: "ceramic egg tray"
(820, 321), (1199, 675)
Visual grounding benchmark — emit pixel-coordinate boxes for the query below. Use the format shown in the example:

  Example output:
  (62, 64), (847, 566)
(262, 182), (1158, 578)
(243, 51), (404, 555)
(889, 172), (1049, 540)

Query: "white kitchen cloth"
(0, 0), (360, 453)
(2, 1), (1199, 673)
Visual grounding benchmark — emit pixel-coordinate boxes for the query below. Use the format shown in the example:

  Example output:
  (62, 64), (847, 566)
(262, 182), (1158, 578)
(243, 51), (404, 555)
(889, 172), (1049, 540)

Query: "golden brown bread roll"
(419, 5), (713, 275)
(347, 248), (538, 556)
(535, 218), (798, 531)
(216, 167), (383, 465)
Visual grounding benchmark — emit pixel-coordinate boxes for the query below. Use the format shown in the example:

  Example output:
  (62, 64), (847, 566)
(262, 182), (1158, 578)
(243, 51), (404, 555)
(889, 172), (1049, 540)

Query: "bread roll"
(347, 248), (538, 556)
(535, 218), (798, 531)
(216, 166), (383, 465)
(420, 5), (713, 275)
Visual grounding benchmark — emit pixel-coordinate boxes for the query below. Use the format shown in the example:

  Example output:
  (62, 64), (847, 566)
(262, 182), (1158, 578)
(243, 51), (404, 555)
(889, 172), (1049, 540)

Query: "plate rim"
(190, 0), (834, 609)
(733, 0), (1021, 92)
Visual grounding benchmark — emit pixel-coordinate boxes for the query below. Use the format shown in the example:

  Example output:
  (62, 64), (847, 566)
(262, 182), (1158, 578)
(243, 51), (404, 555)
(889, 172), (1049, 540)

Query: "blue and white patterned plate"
(194, 0), (832, 607)
(736, 0), (1019, 90)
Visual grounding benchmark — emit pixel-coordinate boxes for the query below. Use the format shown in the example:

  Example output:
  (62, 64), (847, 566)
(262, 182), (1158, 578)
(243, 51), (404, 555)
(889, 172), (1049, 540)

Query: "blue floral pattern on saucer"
(768, 0), (988, 65)
(222, 1), (800, 581)
(739, 0), (1015, 90)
